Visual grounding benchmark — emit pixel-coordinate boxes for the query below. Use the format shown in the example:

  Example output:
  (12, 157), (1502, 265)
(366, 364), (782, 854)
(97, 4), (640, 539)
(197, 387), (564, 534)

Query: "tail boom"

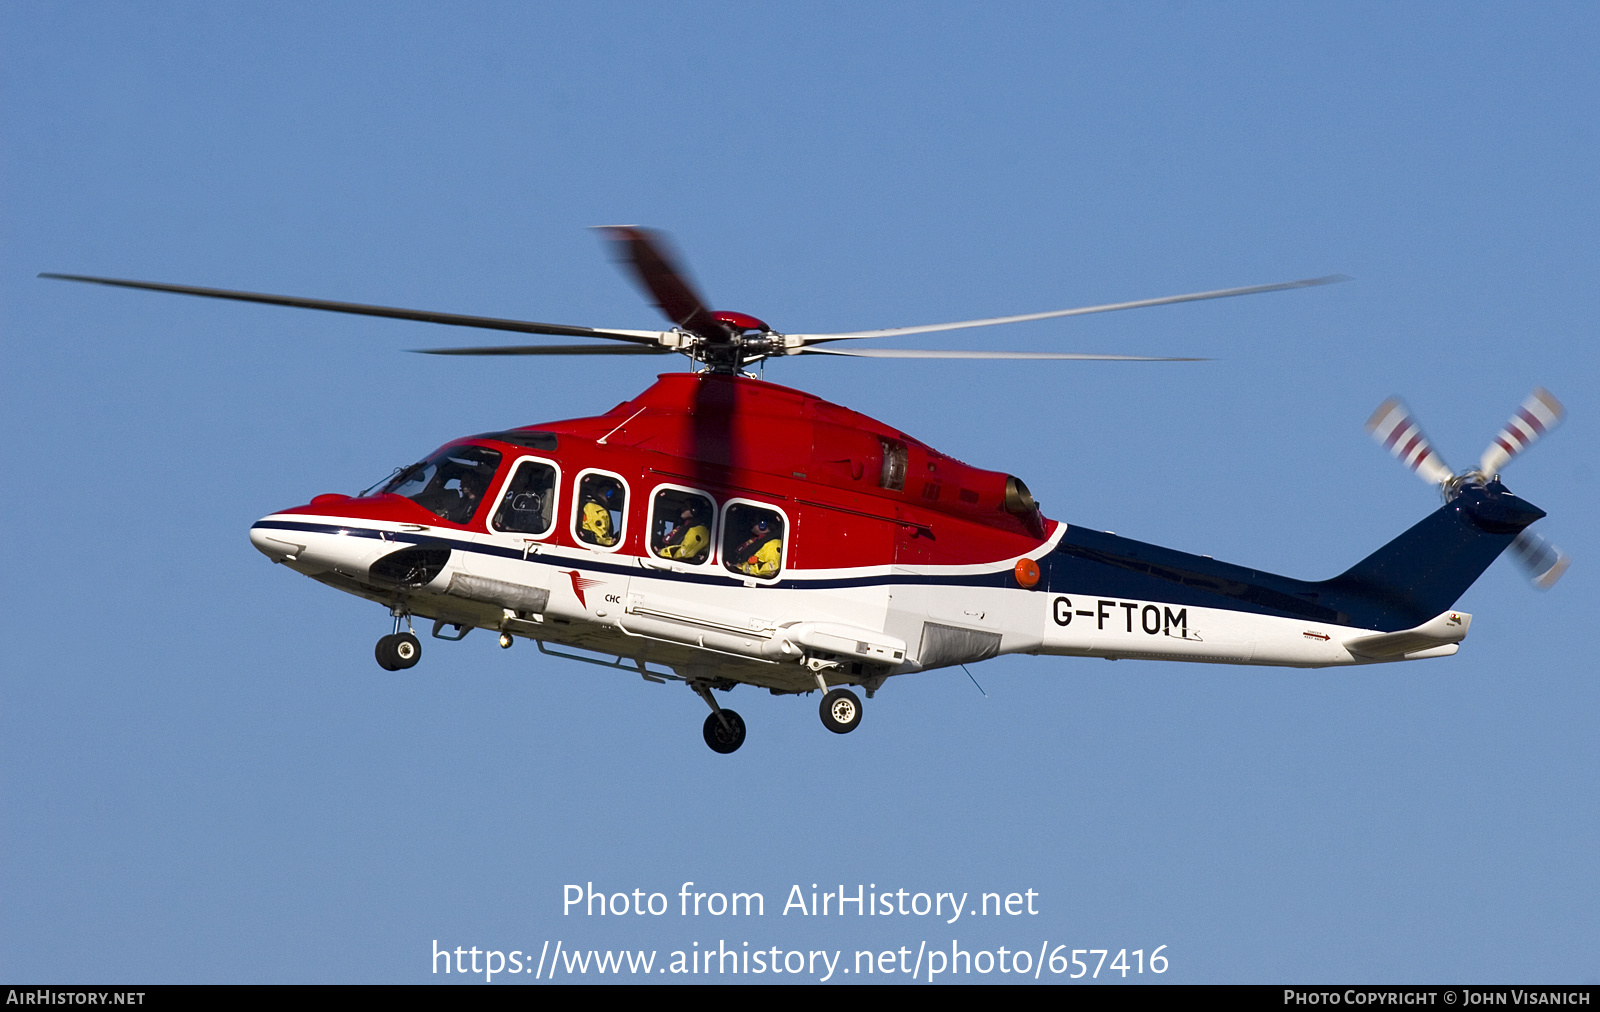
(1033, 482), (1543, 667)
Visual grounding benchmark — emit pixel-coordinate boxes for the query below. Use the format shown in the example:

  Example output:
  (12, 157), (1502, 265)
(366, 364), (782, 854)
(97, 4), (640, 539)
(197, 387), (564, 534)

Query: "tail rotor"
(1365, 388), (1570, 589)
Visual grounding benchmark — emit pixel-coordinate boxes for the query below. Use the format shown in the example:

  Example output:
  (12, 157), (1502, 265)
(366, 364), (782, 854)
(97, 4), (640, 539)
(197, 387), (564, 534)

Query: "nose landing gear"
(376, 611), (421, 671)
(376, 632), (421, 670)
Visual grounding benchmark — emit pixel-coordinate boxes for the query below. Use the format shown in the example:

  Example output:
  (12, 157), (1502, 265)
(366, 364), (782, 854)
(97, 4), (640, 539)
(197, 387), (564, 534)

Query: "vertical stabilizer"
(1319, 482), (1543, 629)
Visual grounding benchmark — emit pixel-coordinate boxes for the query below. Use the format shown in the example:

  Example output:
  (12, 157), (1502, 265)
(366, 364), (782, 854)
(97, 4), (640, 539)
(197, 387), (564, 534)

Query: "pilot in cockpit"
(416, 461), (483, 524)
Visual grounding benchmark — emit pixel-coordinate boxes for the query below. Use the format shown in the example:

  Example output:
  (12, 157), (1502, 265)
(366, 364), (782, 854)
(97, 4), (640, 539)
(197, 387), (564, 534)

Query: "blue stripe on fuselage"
(248, 519), (1020, 592)
(257, 494), (1520, 633)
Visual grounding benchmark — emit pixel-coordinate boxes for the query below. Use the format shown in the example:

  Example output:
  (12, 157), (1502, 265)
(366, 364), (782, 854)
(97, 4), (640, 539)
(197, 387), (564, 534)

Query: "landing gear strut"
(376, 611), (421, 671)
(692, 681), (746, 754)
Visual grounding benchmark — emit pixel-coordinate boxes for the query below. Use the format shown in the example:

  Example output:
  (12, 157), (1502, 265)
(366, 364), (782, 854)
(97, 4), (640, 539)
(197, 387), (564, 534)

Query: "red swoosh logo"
(563, 570), (606, 607)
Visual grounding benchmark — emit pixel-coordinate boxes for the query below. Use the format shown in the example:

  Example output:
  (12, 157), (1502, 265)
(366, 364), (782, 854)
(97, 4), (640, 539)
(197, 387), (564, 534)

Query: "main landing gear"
(375, 611), (421, 671)
(702, 710), (747, 754)
(820, 687), (862, 734)
(692, 681), (746, 754)
(814, 672), (862, 734)
(689, 675), (866, 753)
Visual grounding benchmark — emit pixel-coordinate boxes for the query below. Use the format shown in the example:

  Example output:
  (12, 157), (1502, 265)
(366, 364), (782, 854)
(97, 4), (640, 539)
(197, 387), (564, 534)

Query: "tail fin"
(1319, 481), (1544, 630)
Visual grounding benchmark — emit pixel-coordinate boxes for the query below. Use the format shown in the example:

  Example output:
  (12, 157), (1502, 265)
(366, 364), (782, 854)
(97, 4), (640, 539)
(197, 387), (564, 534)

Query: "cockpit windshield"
(378, 445), (502, 524)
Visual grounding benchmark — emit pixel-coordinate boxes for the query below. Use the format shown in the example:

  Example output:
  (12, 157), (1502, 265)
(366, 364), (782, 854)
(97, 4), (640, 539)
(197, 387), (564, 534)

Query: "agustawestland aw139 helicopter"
(42, 229), (1569, 753)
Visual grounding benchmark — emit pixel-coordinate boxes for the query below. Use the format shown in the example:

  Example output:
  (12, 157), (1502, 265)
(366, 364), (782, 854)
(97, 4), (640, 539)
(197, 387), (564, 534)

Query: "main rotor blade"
(797, 347), (1204, 360)
(595, 226), (726, 341)
(789, 275), (1350, 343)
(412, 344), (674, 356)
(1479, 387), (1564, 477)
(1365, 397), (1454, 487)
(38, 273), (665, 345)
(1509, 529), (1570, 589)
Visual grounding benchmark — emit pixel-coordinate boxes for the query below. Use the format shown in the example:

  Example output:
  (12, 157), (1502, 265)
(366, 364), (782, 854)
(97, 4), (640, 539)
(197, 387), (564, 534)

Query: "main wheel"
(392, 632), (421, 669)
(375, 634), (400, 671)
(702, 709), (747, 754)
(819, 688), (862, 734)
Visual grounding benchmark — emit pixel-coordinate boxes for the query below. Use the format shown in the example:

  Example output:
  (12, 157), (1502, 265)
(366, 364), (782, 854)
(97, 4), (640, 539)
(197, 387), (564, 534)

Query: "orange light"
(1014, 557), (1040, 588)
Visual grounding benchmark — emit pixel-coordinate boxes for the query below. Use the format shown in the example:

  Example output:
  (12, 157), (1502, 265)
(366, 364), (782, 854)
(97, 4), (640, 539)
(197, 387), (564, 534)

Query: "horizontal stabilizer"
(1346, 610), (1471, 660)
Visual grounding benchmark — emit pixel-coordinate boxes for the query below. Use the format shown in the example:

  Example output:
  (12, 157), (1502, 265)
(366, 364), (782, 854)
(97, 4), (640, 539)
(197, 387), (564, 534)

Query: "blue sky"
(3, 3), (1596, 983)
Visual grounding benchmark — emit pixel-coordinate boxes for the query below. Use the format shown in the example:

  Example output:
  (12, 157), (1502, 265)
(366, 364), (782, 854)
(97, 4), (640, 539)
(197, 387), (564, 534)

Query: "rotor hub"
(710, 310), (770, 333)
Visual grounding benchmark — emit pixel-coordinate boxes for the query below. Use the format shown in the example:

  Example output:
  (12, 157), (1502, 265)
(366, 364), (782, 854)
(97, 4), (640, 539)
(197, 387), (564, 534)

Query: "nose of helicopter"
(250, 519), (307, 563)
(251, 496), (424, 578)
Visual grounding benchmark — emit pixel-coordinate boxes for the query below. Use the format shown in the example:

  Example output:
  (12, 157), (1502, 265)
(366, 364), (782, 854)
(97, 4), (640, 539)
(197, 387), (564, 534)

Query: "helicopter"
(41, 228), (1568, 753)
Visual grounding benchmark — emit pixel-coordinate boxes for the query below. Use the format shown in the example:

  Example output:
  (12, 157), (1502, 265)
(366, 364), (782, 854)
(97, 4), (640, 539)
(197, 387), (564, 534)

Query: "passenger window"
(575, 472), (626, 548)
(491, 460), (557, 536)
(650, 489), (715, 565)
(723, 502), (786, 579)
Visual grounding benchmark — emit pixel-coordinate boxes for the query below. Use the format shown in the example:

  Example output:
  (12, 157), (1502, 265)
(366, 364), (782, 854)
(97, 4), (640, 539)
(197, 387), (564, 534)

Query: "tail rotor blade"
(1509, 529), (1570, 589)
(1366, 397), (1454, 487)
(1479, 387), (1564, 478)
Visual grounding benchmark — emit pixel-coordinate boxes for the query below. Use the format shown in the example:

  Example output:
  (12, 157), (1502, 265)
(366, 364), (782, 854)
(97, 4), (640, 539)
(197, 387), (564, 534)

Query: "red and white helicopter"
(43, 230), (1568, 753)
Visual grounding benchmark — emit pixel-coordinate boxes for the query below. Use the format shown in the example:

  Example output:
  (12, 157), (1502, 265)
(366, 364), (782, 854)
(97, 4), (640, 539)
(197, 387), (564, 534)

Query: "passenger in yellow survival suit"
(733, 518), (782, 577)
(580, 485), (621, 547)
(657, 501), (710, 563)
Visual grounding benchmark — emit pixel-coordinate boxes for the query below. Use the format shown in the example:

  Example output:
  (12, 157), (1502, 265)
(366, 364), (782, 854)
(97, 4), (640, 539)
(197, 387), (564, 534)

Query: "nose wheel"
(819, 688), (862, 734)
(375, 632), (421, 671)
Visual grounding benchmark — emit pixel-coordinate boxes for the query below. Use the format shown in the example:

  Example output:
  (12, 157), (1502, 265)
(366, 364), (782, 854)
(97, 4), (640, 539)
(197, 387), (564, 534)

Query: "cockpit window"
(380, 445), (502, 525)
(358, 467), (403, 498)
